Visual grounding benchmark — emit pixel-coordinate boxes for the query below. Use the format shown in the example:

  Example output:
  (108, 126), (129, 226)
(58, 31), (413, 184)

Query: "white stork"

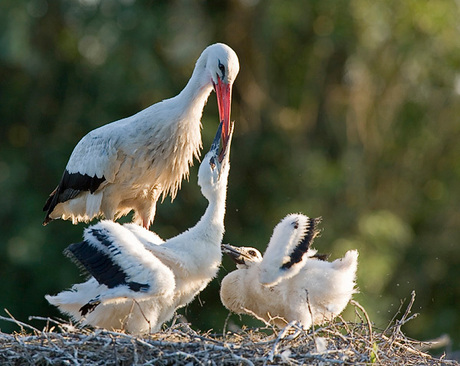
(220, 214), (358, 328)
(43, 43), (239, 228)
(46, 121), (233, 334)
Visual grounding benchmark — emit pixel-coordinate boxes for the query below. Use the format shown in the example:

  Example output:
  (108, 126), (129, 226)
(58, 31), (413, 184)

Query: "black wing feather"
(312, 253), (330, 261)
(64, 229), (149, 292)
(64, 241), (128, 289)
(281, 217), (322, 270)
(43, 170), (106, 225)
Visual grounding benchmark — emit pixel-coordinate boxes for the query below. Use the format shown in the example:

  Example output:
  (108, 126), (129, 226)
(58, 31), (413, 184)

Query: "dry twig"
(0, 299), (458, 366)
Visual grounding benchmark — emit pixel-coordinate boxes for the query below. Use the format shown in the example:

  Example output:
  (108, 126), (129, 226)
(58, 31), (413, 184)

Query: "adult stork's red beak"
(214, 77), (232, 148)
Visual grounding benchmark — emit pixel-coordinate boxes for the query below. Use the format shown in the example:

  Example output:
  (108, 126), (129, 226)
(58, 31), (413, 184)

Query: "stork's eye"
(218, 61), (226, 78)
(248, 250), (257, 257)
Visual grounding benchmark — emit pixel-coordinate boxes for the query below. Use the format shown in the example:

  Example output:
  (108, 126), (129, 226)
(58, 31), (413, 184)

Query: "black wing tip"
(65, 236), (140, 291)
(43, 189), (59, 225)
(300, 215), (322, 248)
(63, 242), (82, 260)
(63, 242), (93, 279)
(42, 170), (106, 224)
(65, 231), (150, 293)
(312, 253), (330, 261)
(42, 216), (52, 226)
(43, 185), (58, 211)
(79, 300), (101, 316)
(128, 282), (150, 292)
(281, 216), (323, 270)
(310, 217), (323, 241)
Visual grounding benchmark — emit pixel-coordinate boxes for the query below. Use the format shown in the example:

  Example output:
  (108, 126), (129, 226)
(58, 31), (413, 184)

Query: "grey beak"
(221, 243), (250, 265)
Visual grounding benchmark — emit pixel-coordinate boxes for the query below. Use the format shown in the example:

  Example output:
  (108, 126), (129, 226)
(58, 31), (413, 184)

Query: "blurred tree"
(1, 0), (459, 351)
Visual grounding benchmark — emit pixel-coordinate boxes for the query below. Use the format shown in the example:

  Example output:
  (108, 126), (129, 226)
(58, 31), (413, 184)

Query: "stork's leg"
(141, 201), (157, 229)
(134, 186), (161, 229)
(137, 200), (156, 229)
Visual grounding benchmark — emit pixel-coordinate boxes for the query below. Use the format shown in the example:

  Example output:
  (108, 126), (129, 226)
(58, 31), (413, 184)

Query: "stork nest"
(0, 293), (458, 365)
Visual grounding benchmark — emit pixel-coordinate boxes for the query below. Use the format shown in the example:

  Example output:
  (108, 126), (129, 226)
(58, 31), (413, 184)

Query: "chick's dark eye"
(248, 250), (257, 257)
(209, 156), (216, 170)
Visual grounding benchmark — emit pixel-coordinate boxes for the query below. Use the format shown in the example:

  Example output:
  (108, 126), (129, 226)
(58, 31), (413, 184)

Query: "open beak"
(209, 121), (223, 159)
(209, 119), (234, 167)
(221, 243), (249, 265)
(214, 77), (232, 147)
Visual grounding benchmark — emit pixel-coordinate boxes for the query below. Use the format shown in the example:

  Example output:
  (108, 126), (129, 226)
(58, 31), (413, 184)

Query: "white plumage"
(43, 43), (239, 228)
(46, 121), (233, 334)
(220, 214), (358, 328)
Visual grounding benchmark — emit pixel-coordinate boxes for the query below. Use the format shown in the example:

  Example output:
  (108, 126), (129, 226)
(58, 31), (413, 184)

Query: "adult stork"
(220, 214), (358, 328)
(43, 43), (239, 228)
(46, 121), (233, 334)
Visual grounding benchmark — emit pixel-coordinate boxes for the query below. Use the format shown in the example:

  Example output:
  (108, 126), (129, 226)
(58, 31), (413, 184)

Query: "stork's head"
(221, 243), (262, 269)
(259, 214), (322, 286)
(198, 120), (234, 198)
(198, 43), (239, 146)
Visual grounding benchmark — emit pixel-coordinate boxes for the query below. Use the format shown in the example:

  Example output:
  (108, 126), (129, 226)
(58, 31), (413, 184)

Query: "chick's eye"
(209, 156), (216, 170)
(248, 250), (257, 257)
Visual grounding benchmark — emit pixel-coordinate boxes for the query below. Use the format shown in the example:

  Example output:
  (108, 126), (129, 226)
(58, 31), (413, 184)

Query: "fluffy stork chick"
(43, 43), (239, 228)
(220, 214), (358, 329)
(46, 121), (234, 334)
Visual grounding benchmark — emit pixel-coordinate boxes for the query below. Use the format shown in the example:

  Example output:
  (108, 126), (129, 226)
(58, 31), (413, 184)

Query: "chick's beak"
(209, 119), (234, 173)
(221, 243), (248, 265)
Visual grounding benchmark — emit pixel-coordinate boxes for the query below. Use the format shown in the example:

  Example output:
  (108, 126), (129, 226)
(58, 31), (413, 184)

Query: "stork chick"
(43, 43), (239, 228)
(220, 214), (358, 328)
(46, 121), (233, 334)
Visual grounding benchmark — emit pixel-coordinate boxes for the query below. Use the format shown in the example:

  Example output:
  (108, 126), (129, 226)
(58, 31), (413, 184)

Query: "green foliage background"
(1, 0), (459, 349)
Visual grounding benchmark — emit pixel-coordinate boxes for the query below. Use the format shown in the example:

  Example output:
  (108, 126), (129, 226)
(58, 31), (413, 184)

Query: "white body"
(45, 43), (239, 228)
(221, 249), (358, 328)
(220, 214), (358, 328)
(46, 124), (233, 334)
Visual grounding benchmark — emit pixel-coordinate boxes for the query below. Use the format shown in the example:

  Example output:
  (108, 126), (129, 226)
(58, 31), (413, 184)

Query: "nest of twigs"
(0, 292), (458, 365)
